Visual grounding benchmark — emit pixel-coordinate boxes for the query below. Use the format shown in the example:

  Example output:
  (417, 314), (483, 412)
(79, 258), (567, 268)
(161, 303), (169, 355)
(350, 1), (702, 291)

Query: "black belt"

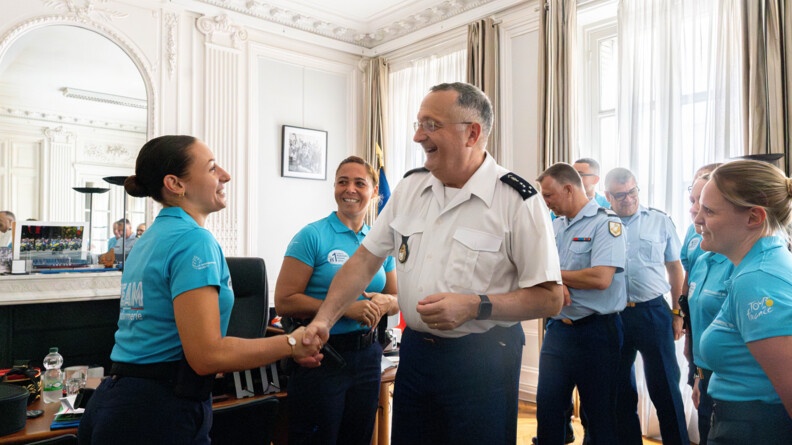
(110, 361), (180, 381)
(555, 312), (617, 326)
(326, 330), (376, 352)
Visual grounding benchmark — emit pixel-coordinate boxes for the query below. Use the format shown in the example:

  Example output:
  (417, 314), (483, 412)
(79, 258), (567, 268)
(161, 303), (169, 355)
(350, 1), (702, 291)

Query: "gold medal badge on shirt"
(609, 221), (622, 237)
(398, 235), (410, 263)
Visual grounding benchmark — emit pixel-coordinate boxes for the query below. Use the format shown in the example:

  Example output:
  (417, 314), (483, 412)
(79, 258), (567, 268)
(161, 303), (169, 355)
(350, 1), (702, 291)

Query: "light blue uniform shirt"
(620, 205), (681, 302)
(111, 207), (233, 364)
(680, 223), (705, 273)
(552, 199), (626, 319)
(700, 236), (792, 403)
(551, 193), (610, 220)
(687, 251), (732, 369)
(285, 212), (395, 335)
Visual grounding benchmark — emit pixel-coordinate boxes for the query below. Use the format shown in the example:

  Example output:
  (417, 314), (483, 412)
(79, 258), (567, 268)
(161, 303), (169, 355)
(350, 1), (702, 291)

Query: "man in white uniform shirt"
(304, 82), (563, 445)
(0, 211), (15, 248)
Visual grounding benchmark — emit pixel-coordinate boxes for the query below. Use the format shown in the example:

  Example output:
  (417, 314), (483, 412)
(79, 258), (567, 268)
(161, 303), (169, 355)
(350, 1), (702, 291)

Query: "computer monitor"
(12, 221), (90, 269)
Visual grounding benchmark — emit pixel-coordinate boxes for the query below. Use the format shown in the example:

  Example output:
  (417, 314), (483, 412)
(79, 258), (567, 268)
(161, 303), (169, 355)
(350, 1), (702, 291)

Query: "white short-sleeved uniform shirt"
(363, 154), (562, 338)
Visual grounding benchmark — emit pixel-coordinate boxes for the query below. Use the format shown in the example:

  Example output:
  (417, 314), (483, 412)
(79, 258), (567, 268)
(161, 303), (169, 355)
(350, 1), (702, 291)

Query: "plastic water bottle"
(42, 347), (64, 403)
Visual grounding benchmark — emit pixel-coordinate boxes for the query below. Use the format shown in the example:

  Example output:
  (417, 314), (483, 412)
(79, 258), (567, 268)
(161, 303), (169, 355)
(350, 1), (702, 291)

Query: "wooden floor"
(517, 401), (665, 445)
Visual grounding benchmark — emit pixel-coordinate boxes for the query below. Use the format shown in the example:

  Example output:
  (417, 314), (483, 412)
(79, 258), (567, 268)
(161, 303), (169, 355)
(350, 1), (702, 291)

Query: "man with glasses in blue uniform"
(535, 163), (626, 445)
(605, 167), (688, 445)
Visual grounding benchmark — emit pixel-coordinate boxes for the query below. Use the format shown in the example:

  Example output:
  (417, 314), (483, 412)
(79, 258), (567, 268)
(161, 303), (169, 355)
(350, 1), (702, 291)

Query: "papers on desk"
(381, 355), (399, 373)
(50, 395), (84, 430)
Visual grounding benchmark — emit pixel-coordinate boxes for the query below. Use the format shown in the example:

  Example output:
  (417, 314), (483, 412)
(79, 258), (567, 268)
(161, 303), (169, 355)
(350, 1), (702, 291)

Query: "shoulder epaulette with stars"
(403, 167), (429, 178)
(648, 207), (668, 215)
(500, 172), (537, 200)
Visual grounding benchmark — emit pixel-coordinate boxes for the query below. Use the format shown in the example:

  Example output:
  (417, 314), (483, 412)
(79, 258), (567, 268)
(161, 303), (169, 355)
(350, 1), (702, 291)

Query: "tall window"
(578, 0), (735, 237)
(386, 47), (466, 185)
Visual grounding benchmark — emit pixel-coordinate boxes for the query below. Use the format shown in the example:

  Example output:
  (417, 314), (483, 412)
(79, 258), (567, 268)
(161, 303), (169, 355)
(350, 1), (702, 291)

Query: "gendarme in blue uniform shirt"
(552, 199), (626, 319)
(111, 206), (234, 364)
(701, 236), (792, 404)
(620, 205), (681, 302)
(284, 211), (395, 335)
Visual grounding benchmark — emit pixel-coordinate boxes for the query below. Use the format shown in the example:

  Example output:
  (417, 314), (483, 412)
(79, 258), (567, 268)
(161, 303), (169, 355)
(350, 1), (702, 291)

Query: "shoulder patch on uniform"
(648, 207), (668, 215)
(500, 172), (537, 200)
(608, 221), (622, 237)
(403, 167), (429, 178)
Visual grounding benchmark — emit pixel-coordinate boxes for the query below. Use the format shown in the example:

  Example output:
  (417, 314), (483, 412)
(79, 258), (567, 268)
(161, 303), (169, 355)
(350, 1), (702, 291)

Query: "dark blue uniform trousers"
(392, 324), (524, 445)
(536, 314), (623, 445)
(616, 296), (688, 445)
(287, 342), (383, 445)
(78, 375), (212, 445)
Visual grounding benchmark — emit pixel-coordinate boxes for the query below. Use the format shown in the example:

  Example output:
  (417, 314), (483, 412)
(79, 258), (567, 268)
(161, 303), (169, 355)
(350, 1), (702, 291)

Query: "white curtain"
(617, 0), (742, 442)
(386, 49), (466, 185)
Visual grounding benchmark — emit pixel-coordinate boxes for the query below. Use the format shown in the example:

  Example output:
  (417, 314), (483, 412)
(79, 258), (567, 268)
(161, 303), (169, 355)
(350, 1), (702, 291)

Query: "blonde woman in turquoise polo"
(696, 160), (792, 444)
(275, 156), (398, 445)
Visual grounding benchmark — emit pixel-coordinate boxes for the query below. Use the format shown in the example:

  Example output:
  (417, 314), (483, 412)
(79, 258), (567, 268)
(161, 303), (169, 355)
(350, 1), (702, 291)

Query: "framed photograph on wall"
(281, 125), (328, 180)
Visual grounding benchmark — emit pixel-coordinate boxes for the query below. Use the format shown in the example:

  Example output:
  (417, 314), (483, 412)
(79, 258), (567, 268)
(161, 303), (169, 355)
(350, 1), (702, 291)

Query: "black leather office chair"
(226, 256), (269, 339)
(210, 396), (279, 445)
(223, 257), (281, 398)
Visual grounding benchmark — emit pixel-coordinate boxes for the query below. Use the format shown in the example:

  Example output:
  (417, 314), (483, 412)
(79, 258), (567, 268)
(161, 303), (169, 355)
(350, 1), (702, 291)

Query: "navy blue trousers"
(708, 399), (792, 444)
(536, 314), (623, 445)
(77, 375), (212, 445)
(697, 369), (713, 445)
(616, 297), (688, 445)
(287, 341), (382, 445)
(392, 324), (524, 445)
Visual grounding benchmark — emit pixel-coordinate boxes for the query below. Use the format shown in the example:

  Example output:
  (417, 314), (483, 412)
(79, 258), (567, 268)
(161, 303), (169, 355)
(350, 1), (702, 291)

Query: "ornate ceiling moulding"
(164, 13), (179, 79)
(0, 106), (146, 133)
(197, 0), (494, 49)
(43, 126), (76, 144)
(42, 0), (129, 22)
(196, 14), (249, 48)
(83, 143), (137, 164)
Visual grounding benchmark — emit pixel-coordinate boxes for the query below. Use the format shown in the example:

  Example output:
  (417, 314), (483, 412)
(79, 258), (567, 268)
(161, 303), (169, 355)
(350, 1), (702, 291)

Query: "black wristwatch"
(476, 294), (492, 320)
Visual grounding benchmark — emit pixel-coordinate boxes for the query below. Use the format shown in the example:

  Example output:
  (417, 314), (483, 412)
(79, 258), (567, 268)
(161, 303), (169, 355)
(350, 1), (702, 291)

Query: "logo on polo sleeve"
(747, 296), (774, 320)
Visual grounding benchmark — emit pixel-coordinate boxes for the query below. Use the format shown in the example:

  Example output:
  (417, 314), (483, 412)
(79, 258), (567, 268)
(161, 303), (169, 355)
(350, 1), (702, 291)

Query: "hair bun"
(124, 175), (149, 198)
(787, 178), (792, 198)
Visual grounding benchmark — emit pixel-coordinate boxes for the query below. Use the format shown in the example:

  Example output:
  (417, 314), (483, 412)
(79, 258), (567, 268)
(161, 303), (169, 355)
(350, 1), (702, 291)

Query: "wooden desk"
(1, 368), (398, 445)
(372, 366), (397, 445)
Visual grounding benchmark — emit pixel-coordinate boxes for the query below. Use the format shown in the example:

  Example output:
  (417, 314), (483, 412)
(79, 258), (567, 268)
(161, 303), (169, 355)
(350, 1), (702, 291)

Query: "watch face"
(287, 336), (297, 346)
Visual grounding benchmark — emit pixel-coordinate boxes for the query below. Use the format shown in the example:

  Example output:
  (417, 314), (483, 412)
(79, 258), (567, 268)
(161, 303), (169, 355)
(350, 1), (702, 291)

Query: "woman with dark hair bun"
(696, 160), (792, 444)
(79, 135), (323, 445)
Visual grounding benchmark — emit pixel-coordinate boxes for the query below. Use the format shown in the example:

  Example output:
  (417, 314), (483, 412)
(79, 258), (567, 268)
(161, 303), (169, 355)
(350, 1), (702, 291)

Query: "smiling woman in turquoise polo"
(696, 160), (792, 444)
(275, 156), (398, 445)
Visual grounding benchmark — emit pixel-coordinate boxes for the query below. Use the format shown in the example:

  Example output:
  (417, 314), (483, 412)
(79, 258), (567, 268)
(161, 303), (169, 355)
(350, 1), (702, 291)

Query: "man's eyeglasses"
(413, 119), (473, 133)
(608, 187), (640, 201)
(577, 172), (597, 177)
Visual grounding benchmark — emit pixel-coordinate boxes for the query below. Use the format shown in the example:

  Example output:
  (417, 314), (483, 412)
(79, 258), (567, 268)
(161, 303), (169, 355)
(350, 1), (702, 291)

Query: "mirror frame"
(0, 14), (158, 236)
(0, 15), (157, 137)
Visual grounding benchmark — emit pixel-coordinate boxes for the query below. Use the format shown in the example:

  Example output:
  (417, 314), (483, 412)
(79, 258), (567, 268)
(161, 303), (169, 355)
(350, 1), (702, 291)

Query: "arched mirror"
(0, 24), (148, 254)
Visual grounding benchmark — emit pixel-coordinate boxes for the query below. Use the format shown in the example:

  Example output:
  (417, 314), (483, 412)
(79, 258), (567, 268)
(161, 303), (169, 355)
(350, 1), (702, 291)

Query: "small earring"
(179, 191), (185, 199)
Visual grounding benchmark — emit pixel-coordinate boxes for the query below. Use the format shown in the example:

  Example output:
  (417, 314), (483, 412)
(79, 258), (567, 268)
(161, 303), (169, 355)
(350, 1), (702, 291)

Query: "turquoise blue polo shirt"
(552, 199), (626, 319)
(687, 251), (733, 369)
(680, 223), (705, 273)
(700, 236), (792, 403)
(111, 207), (233, 364)
(285, 212), (395, 335)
